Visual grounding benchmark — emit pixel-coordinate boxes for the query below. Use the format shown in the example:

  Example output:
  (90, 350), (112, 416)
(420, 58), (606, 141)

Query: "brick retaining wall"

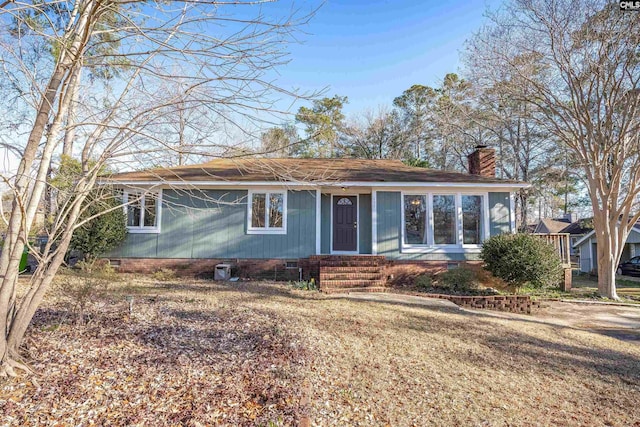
(397, 291), (539, 314)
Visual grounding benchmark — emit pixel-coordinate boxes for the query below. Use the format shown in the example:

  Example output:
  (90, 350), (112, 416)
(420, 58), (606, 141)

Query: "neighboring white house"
(573, 222), (640, 274)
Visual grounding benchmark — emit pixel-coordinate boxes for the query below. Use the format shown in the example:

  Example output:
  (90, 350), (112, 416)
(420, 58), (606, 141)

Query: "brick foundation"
(109, 257), (489, 285)
(109, 257), (313, 281)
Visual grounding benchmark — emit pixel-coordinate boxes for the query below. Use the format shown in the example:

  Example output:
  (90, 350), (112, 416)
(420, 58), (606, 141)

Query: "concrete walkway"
(329, 292), (460, 310)
(330, 292), (640, 341)
(537, 300), (640, 328)
(618, 274), (640, 283)
(478, 300), (640, 341)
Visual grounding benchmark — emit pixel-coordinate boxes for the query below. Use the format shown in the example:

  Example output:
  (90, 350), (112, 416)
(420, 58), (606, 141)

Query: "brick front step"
(318, 261), (385, 267)
(315, 255), (387, 290)
(311, 255), (387, 262)
(322, 286), (388, 294)
(318, 266), (382, 273)
(320, 279), (386, 288)
(320, 272), (384, 281)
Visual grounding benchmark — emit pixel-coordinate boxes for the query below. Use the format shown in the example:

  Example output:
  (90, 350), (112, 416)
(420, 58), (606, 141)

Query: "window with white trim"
(248, 191), (286, 234)
(402, 192), (486, 249)
(433, 194), (456, 245)
(461, 195), (483, 244)
(124, 191), (161, 233)
(403, 195), (427, 245)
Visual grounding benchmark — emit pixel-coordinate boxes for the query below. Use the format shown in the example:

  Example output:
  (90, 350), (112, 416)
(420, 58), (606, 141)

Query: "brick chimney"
(467, 145), (496, 177)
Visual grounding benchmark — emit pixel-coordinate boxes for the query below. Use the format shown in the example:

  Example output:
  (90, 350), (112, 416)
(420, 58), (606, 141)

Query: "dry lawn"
(2, 276), (640, 426)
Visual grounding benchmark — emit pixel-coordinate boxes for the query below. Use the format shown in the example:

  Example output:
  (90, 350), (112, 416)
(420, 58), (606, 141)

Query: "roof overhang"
(102, 179), (530, 191)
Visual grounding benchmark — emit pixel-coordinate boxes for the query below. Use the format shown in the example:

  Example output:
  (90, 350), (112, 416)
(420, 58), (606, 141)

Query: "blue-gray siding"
(359, 194), (372, 254)
(627, 229), (640, 244)
(321, 194), (331, 254)
(376, 191), (402, 258)
(575, 229), (640, 273)
(112, 188), (513, 261)
(110, 189), (317, 259)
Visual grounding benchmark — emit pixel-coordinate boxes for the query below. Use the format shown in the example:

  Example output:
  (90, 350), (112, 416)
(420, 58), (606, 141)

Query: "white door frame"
(330, 193), (360, 255)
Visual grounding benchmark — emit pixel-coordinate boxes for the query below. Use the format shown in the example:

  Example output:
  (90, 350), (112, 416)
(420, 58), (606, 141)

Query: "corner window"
(248, 190), (286, 234)
(402, 192), (487, 251)
(124, 191), (161, 233)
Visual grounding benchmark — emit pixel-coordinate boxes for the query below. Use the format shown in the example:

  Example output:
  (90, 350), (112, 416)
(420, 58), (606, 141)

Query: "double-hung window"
(247, 190), (287, 234)
(124, 190), (161, 233)
(402, 192), (486, 249)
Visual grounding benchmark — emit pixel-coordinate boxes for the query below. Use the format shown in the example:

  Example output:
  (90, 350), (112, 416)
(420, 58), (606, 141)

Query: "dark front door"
(333, 196), (357, 252)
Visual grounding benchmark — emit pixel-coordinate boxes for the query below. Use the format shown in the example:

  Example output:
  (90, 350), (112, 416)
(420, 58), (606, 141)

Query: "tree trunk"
(0, 176), (91, 376)
(594, 216), (623, 300)
(597, 250), (620, 300)
(0, 63), (70, 373)
(0, 0), (100, 376)
(62, 66), (82, 158)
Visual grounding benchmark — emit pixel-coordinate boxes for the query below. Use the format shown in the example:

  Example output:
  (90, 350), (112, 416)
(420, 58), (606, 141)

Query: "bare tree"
(0, 0), (316, 377)
(471, 76), (557, 227)
(466, 0), (640, 298)
(343, 107), (407, 160)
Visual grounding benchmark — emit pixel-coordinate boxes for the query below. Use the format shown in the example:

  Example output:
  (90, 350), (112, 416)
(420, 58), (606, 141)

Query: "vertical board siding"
(112, 189), (316, 259)
(110, 187), (514, 261)
(488, 192), (511, 236)
(109, 233), (159, 258)
(376, 191), (401, 258)
(359, 194), (372, 254)
(321, 194), (331, 254)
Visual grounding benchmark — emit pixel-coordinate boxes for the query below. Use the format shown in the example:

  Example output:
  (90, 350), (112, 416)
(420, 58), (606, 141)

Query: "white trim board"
(371, 190), (378, 255)
(315, 189), (321, 254)
(509, 192), (516, 233)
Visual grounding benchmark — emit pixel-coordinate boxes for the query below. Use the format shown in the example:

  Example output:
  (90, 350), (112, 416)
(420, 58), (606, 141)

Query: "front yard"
(2, 276), (640, 426)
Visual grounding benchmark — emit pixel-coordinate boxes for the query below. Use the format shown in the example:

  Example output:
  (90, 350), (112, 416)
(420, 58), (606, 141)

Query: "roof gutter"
(100, 179), (531, 190)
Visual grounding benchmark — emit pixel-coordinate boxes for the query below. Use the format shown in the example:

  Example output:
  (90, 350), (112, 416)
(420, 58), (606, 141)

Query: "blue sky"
(267, 0), (499, 115)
